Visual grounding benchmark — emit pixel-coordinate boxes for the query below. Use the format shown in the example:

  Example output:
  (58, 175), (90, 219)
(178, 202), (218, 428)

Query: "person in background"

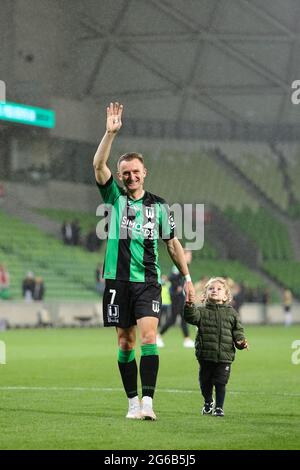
(33, 276), (45, 301)
(22, 271), (35, 302)
(283, 288), (293, 327)
(231, 281), (245, 314)
(0, 183), (5, 207)
(184, 277), (248, 418)
(0, 264), (10, 300)
(261, 287), (270, 325)
(157, 274), (172, 332)
(61, 221), (73, 245)
(95, 263), (105, 296)
(86, 226), (101, 252)
(71, 219), (81, 246)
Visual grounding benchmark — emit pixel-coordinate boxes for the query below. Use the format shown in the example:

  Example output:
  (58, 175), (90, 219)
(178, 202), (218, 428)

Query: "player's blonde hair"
(202, 277), (233, 303)
(117, 152), (145, 170)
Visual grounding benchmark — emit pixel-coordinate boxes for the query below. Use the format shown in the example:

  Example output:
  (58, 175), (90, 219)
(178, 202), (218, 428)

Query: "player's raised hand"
(106, 102), (123, 133)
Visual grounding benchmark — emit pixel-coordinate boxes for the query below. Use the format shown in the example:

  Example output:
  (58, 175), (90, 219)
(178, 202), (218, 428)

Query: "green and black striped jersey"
(97, 175), (175, 284)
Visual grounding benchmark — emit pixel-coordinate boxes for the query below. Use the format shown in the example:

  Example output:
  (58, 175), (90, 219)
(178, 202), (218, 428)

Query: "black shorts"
(103, 279), (161, 328)
(199, 360), (231, 386)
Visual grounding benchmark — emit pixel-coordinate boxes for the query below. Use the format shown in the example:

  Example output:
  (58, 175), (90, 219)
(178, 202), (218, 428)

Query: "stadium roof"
(76, 0), (300, 131)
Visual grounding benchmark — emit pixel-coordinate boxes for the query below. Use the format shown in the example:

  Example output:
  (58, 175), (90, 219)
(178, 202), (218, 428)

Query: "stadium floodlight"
(0, 101), (55, 128)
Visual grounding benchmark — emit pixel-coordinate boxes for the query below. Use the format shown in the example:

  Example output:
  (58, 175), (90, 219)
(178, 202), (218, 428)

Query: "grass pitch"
(0, 325), (299, 450)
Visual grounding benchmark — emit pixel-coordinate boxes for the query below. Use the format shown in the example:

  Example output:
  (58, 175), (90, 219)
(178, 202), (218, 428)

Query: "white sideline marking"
(0, 386), (300, 397)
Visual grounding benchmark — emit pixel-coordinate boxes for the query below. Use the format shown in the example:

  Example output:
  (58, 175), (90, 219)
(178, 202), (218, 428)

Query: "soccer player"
(93, 102), (195, 420)
(184, 277), (248, 417)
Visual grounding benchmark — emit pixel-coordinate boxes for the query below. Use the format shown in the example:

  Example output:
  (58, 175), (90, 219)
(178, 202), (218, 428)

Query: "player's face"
(207, 281), (227, 304)
(118, 159), (147, 193)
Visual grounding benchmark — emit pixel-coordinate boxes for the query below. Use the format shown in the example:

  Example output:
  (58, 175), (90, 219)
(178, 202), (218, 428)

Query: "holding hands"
(184, 281), (196, 304)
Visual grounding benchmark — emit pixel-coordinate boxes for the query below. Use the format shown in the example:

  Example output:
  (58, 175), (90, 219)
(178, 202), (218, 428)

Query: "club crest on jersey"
(107, 304), (120, 323)
(152, 300), (160, 314)
(145, 206), (154, 219)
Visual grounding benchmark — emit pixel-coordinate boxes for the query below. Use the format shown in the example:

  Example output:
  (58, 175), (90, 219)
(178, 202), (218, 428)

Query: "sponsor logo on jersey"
(121, 216), (155, 239)
(107, 304), (120, 323)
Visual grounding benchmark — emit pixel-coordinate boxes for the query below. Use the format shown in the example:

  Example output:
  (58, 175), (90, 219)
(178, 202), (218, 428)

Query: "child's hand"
(236, 339), (249, 350)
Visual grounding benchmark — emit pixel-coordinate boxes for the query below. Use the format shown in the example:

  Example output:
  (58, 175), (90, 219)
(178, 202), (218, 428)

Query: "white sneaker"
(183, 338), (194, 348)
(156, 335), (165, 348)
(126, 396), (142, 419)
(141, 396), (157, 421)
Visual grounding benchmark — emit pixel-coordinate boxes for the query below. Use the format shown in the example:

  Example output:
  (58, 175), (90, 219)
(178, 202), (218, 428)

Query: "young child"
(184, 277), (248, 417)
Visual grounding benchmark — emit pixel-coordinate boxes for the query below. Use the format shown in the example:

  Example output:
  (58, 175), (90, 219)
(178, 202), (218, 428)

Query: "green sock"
(118, 349), (138, 398)
(140, 344), (159, 398)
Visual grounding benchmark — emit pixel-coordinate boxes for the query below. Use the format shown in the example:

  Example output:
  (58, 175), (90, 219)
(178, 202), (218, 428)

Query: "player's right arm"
(93, 102), (123, 185)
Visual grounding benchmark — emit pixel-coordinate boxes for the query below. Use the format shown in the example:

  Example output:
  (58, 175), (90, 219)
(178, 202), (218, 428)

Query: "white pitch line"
(0, 386), (300, 397)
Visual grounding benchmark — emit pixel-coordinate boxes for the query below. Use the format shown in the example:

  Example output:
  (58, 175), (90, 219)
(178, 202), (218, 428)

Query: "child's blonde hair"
(202, 277), (233, 303)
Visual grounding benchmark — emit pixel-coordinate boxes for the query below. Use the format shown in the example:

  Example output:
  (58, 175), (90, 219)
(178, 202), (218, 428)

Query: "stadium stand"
(224, 207), (293, 260)
(0, 210), (101, 300)
(210, 144), (289, 212)
(35, 208), (99, 239)
(263, 261), (300, 298)
(277, 144), (300, 216)
(278, 145), (300, 200)
(1, 141), (299, 305)
(39, 208), (268, 290)
(146, 151), (259, 210)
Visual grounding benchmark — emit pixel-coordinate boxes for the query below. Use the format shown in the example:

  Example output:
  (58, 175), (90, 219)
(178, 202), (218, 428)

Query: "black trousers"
(199, 360), (231, 407)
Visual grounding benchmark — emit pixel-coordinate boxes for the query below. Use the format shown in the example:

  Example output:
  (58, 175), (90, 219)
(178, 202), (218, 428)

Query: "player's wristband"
(184, 274), (192, 282)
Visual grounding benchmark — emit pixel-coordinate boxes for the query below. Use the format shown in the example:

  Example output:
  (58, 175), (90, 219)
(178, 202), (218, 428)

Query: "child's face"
(207, 281), (228, 304)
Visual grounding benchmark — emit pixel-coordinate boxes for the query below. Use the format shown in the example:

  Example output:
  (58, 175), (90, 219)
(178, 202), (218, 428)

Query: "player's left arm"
(232, 311), (249, 350)
(166, 238), (195, 303)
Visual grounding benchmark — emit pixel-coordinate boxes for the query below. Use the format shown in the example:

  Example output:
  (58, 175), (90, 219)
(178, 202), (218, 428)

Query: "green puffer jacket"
(183, 302), (246, 363)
